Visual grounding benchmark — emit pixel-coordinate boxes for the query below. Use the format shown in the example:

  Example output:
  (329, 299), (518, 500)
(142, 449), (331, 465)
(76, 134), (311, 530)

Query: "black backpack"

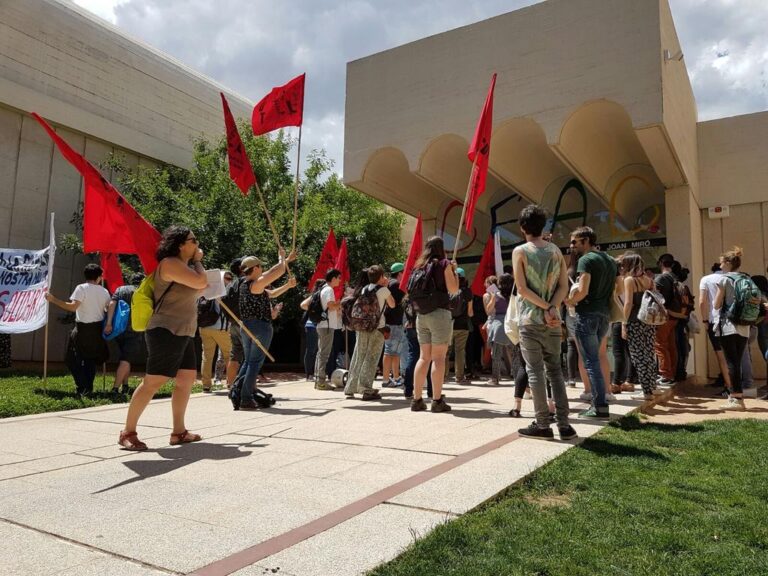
(229, 373), (275, 410)
(197, 297), (220, 328)
(407, 261), (448, 314)
(307, 290), (327, 324)
(450, 290), (466, 319)
(220, 277), (240, 320)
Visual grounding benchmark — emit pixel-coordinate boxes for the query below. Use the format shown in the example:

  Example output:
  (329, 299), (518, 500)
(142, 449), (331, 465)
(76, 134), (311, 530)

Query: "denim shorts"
(383, 325), (405, 355)
(416, 308), (453, 346)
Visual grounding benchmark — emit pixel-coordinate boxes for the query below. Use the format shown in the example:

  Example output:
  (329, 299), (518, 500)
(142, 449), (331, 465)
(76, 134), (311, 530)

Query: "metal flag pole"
(452, 154), (480, 262)
(292, 125), (302, 253)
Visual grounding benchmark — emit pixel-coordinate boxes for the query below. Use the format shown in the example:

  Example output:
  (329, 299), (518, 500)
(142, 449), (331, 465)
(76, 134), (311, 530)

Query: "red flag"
(252, 74), (305, 136)
(465, 73), (497, 233)
(471, 235), (497, 297)
(221, 93), (256, 196)
(334, 238), (350, 300)
(308, 228), (338, 289)
(100, 252), (124, 294)
(400, 214), (423, 294)
(32, 114), (161, 274)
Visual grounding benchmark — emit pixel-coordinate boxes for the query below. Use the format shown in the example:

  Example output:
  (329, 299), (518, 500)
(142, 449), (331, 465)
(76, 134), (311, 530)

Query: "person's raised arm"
(160, 248), (208, 289)
(265, 276), (297, 299)
(252, 248), (297, 292)
(444, 263), (459, 295)
(483, 292), (495, 315)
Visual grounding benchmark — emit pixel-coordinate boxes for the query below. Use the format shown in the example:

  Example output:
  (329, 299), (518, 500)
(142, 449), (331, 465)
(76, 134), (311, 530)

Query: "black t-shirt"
(655, 272), (681, 313)
(384, 279), (405, 325)
(452, 286), (473, 330)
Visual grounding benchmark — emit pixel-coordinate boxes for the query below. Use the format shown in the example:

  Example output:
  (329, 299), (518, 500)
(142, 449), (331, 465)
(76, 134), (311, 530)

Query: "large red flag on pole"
(334, 238), (350, 300)
(100, 252), (124, 294)
(221, 92), (256, 196)
(32, 114), (162, 274)
(464, 73), (497, 233)
(308, 228), (339, 289)
(252, 74), (305, 136)
(400, 214), (423, 293)
(471, 235), (497, 297)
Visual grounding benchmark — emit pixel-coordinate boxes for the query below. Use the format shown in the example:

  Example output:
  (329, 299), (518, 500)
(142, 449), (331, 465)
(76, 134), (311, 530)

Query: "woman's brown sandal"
(169, 430), (202, 445)
(118, 430), (148, 451)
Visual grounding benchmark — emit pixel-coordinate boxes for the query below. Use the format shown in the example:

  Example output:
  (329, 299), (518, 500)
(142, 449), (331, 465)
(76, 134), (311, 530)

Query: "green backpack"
(130, 273), (174, 332)
(725, 272), (765, 326)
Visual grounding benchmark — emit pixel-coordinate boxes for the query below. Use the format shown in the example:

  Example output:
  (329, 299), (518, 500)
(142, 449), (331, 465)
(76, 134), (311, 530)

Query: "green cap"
(390, 262), (404, 274)
(456, 267), (465, 277)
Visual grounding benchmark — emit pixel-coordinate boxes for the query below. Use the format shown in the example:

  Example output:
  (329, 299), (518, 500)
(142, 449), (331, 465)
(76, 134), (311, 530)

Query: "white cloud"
(72, 0), (768, 171)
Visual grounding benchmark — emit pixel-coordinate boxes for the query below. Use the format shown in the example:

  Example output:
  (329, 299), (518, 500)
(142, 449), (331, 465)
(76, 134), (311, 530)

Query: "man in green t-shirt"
(564, 226), (617, 418)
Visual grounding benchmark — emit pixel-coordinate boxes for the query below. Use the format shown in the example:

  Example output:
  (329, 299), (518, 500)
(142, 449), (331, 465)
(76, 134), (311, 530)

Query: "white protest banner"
(0, 217), (56, 334)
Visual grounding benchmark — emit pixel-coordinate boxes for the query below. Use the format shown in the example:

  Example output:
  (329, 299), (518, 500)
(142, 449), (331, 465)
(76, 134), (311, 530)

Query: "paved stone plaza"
(0, 377), (660, 576)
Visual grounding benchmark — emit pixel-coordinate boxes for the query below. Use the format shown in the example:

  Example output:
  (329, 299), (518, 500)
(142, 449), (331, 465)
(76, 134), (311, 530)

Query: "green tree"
(64, 123), (405, 361)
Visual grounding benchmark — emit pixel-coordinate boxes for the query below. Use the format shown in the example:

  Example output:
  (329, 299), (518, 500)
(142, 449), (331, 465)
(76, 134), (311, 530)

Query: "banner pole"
(217, 298), (275, 362)
(452, 154), (480, 262)
(43, 321), (49, 392)
(252, 181), (292, 277)
(292, 125), (302, 253)
(43, 212), (56, 392)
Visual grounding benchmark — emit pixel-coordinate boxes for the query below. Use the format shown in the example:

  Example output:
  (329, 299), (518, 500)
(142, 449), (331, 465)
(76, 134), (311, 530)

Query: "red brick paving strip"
(187, 431), (521, 576)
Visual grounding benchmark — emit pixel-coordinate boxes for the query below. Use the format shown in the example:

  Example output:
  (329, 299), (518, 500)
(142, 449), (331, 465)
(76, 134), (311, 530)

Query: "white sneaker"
(721, 397), (746, 411)
(605, 393), (616, 402)
(524, 391), (533, 400)
(579, 392), (593, 402)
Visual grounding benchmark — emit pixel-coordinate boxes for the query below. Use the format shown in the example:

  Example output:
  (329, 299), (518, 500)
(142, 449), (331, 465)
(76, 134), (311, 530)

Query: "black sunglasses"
(185, 237), (199, 244)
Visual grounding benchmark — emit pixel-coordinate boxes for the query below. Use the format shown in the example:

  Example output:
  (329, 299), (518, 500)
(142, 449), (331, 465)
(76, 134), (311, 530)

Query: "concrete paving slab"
(239, 504), (449, 576)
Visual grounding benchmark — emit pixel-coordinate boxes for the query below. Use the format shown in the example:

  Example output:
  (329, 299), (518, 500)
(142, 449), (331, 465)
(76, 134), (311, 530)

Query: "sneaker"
(394, 377), (404, 388)
(605, 393), (616, 403)
(523, 391), (533, 400)
(314, 382), (333, 391)
(382, 378), (395, 388)
(411, 398), (427, 412)
(567, 380), (577, 388)
(361, 391), (381, 401)
(721, 397), (746, 411)
(518, 421), (554, 440)
(657, 377), (674, 386)
(431, 396), (452, 413)
(579, 392), (593, 402)
(558, 425), (578, 440)
(578, 407), (609, 420)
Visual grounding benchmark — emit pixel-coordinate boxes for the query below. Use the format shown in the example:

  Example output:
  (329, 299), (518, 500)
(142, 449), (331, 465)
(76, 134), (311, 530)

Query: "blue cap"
(456, 267), (465, 277)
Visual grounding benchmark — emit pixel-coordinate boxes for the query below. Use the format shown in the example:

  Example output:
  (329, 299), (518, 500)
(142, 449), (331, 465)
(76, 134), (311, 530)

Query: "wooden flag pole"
(252, 181), (294, 277)
(217, 298), (275, 362)
(452, 154), (480, 262)
(292, 125), (302, 253)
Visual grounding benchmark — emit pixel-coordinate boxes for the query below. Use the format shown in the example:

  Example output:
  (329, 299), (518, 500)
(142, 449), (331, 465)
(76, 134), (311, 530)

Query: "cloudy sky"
(72, 0), (768, 175)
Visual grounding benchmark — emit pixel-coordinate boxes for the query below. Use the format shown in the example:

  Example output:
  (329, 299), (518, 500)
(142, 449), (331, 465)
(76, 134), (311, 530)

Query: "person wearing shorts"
(410, 236), (459, 413)
(118, 226), (209, 451)
(105, 273), (145, 396)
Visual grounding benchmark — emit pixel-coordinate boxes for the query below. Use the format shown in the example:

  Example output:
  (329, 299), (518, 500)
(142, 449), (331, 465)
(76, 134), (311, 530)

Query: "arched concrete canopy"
(358, 147), (444, 216)
(556, 100), (665, 226)
(491, 117), (574, 205)
(417, 133), (471, 200)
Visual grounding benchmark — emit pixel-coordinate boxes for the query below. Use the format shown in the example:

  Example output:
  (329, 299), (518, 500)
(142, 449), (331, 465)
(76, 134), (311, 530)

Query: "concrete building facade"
(1, 0), (251, 362)
(344, 0), (768, 380)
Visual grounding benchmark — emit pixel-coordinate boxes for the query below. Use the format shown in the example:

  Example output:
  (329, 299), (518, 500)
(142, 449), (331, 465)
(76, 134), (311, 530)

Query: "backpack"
(197, 297), (220, 328)
(130, 273), (174, 332)
(450, 289), (466, 319)
(348, 285), (383, 332)
(229, 373), (275, 410)
(220, 277), (240, 320)
(307, 290), (327, 324)
(637, 289), (668, 326)
(407, 260), (448, 314)
(103, 299), (130, 341)
(724, 273), (765, 326)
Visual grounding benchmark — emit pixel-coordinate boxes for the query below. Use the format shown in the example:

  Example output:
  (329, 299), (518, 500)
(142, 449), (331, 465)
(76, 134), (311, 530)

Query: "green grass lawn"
(370, 417), (768, 576)
(0, 370), (205, 418)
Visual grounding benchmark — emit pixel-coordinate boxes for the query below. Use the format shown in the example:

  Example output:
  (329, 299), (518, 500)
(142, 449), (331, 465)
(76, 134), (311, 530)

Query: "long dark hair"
(352, 268), (369, 297)
(415, 236), (446, 269)
(498, 273), (514, 300)
(156, 225), (193, 261)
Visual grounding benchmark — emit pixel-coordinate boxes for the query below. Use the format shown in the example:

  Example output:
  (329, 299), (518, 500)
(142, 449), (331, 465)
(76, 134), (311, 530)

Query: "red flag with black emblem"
(307, 228), (338, 290)
(100, 252), (124, 294)
(32, 113), (161, 274)
(465, 73), (496, 233)
(471, 234), (496, 297)
(334, 238), (350, 300)
(221, 92), (256, 196)
(252, 74), (305, 136)
(400, 214), (423, 294)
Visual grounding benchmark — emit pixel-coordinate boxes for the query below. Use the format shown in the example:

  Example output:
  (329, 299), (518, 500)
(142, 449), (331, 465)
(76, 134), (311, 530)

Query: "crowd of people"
(41, 204), (768, 451)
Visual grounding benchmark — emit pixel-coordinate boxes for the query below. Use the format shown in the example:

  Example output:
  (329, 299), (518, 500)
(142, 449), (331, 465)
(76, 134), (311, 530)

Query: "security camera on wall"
(664, 49), (684, 62)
